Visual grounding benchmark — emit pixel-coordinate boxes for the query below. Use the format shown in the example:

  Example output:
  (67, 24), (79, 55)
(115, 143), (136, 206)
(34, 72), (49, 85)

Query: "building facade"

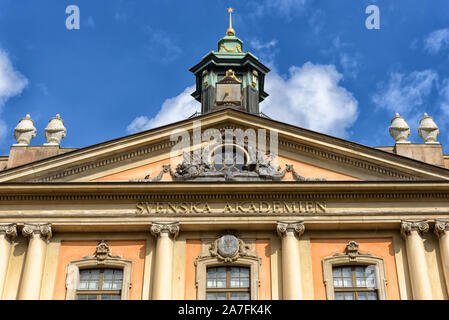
(0, 11), (449, 300)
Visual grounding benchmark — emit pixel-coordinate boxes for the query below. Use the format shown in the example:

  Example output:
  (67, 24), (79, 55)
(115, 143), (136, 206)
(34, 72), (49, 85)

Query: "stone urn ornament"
(44, 114), (66, 146)
(389, 113), (410, 144)
(13, 114), (36, 146)
(418, 113), (439, 144)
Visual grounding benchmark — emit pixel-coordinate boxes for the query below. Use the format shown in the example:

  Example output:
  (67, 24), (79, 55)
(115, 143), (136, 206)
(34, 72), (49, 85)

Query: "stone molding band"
(150, 222), (180, 239)
(277, 221), (305, 238)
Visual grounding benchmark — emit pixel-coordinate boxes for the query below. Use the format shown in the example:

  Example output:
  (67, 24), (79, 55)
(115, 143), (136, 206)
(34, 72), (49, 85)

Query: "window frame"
(65, 256), (133, 300)
(322, 251), (387, 300)
(205, 266), (251, 300)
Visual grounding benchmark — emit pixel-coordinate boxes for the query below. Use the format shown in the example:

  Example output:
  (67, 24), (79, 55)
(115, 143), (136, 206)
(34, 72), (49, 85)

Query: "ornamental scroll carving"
(276, 221), (305, 238)
(82, 240), (121, 262)
(22, 223), (52, 242)
(332, 240), (372, 261)
(150, 222), (180, 239)
(0, 223), (17, 242)
(434, 220), (449, 238)
(400, 220), (429, 239)
(134, 151), (326, 182)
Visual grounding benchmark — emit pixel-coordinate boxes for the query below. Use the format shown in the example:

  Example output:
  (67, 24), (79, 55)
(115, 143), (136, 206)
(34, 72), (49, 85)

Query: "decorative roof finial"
(227, 8), (235, 36)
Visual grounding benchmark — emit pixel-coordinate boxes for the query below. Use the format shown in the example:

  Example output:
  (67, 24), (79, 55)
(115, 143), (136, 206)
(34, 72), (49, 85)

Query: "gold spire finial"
(227, 7), (235, 36)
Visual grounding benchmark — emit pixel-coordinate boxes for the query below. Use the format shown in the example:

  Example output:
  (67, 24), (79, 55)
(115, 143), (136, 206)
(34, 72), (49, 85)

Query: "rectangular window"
(206, 267), (250, 300)
(77, 269), (123, 300)
(332, 265), (378, 300)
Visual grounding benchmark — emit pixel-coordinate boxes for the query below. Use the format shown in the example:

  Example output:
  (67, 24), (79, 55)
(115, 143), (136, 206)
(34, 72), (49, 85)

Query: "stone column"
(150, 222), (179, 300)
(277, 221), (305, 300)
(401, 220), (432, 300)
(18, 223), (52, 300)
(435, 220), (449, 294)
(0, 224), (17, 298)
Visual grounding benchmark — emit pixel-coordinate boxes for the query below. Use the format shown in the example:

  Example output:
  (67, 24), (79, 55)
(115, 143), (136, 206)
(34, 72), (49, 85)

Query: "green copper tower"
(190, 8), (270, 115)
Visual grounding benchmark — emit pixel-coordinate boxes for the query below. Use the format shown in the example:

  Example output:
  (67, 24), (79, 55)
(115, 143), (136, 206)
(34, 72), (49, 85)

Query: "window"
(76, 269), (123, 300)
(332, 265), (378, 300)
(322, 241), (388, 300)
(65, 240), (133, 300)
(211, 145), (247, 172)
(206, 267), (250, 300)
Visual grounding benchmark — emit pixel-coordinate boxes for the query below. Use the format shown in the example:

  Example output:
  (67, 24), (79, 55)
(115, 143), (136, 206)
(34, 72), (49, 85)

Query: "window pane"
(102, 281), (112, 290)
(230, 279), (240, 288)
(343, 293), (354, 300)
(332, 268), (342, 277)
(216, 279), (226, 288)
(356, 278), (366, 287)
(88, 295), (97, 300)
(112, 281), (122, 290)
(368, 292), (378, 300)
(207, 269), (216, 277)
(342, 267), (352, 277)
(79, 281), (88, 290)
(358, 292), (368, 300)
(80, 271), (90, 280)
(88, 281), (99, 290)
(207, 293), (226, 300)
(366, 266), (377, 288)
(333, 278), (343, 288)
(343, 277), (353, 287)
(217, 268), (226, 277)
(230, 268), (240, 277)
(114, 270), (123, 279)
(240, 268), (250, 277)
(355, 267), (365, 277)
(207, 279), (216, 288)
(230, 292), (250, 300)
(240, 278), (250, 288)
(101, 295), (121, 300)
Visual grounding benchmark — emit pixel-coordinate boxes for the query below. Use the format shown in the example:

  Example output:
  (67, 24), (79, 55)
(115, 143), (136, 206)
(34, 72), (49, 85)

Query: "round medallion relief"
(217, 235), (239, 257)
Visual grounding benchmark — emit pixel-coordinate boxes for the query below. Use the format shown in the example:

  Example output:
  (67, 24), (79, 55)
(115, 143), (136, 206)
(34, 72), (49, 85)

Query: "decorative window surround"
(195, 235), (261, 300)
(65, 240), (133, 300)
(322, 241), (388, 300)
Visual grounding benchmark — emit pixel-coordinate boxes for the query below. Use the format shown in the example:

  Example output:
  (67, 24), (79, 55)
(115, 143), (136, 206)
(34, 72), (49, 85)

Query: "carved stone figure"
(13, 114), (36, 146)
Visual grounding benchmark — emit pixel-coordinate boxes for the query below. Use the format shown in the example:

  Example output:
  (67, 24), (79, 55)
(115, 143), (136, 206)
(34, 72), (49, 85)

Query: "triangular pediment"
(1, 108), (449, 183)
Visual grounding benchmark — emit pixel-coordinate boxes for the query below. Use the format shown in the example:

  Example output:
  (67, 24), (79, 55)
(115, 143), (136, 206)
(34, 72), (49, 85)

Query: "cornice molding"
(0, 116), (444, 183)
(1, 190), (449, 202)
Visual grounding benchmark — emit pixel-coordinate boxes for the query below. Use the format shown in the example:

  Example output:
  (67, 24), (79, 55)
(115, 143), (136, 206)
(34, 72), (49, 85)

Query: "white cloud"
(127, 85), (199, 133)
(0, 50), (28, 106)
(261, 62), (358, 138)
(144, 27), (182, 63)
(249, 39), (278, 51)
(127, 63), (358, 138)
(0, 49), (28, 140)
(424, 28), (449, 54)
(371, 70), (438, 115)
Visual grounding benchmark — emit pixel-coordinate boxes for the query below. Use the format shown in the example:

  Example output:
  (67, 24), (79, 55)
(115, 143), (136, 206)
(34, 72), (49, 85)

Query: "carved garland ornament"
(207, 235), (258, 263)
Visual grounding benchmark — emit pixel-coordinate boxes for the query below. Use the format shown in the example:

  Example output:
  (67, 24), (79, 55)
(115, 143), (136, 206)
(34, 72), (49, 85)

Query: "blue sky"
(1, 0), (449, 155)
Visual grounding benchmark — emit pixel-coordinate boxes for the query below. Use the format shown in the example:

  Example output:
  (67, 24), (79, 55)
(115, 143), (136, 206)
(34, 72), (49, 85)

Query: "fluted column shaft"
(151, 222), (179, 300)
(401, 220), (432, 300)
(18, 223), (52, 300)
(0, 224), (17, 298)
(277, 221), (304, 300)
(435, 220), (449, 294)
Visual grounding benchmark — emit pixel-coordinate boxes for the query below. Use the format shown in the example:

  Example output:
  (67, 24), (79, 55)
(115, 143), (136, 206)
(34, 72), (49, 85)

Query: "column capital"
(400, 220), (429, 239)
(277, 221), (305, 238)
(0, 223), (17, 242)
(22, 223), (52, 242)
(150, 222), (179, 239)
(434, 220), (449, 238)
